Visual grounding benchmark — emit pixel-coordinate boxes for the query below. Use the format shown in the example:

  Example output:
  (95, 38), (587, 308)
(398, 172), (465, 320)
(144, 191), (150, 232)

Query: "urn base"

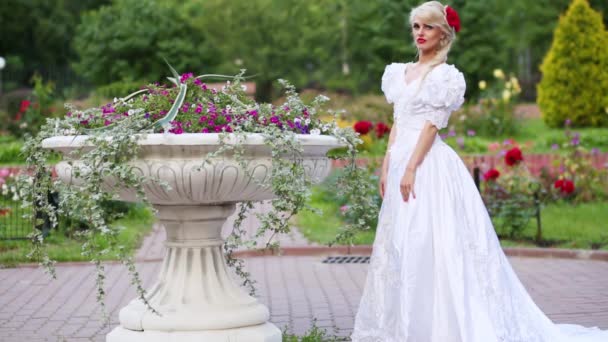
(106, 323), (282, 342)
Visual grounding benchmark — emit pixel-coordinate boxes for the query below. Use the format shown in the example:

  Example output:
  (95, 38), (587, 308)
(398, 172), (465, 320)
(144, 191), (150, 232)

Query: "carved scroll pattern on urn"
(55, 157), (332, 205)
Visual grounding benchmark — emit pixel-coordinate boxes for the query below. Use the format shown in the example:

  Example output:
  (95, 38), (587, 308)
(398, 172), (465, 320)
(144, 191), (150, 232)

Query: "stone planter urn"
(42, 133), (342, 342)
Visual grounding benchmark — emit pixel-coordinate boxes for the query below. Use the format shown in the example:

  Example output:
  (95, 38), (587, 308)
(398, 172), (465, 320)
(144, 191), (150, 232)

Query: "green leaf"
(153, 83), (187, 130)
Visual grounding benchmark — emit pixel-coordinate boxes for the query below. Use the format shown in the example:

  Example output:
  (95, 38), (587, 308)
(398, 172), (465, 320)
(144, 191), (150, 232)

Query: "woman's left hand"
(400, 167), (417, 202)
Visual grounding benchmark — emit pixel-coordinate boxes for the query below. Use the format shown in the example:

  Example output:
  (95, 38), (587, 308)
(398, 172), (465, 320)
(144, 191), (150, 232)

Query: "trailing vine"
(18, 66), (370, 313)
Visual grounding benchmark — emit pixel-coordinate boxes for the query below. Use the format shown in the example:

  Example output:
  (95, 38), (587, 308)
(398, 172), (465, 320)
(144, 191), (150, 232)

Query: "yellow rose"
(478, 80), (487, 90)
(505, 81), (512, 90)
(502, 89), (511, 102)
(493, 69), (505, 79)
(510, 76), (521, 93)
(335, 118), (355, 128)
(358, 134), (374, 151)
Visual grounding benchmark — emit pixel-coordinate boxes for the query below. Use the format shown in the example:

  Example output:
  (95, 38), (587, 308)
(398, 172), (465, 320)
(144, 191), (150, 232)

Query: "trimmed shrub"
(538, 0), (608, 128)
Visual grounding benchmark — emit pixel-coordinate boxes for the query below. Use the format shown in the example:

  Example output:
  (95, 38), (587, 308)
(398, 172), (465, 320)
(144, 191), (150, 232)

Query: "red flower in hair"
(445, 5), (461, 33)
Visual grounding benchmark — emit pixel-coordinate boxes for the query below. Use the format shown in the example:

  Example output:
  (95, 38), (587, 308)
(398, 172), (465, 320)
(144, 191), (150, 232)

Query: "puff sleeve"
(413, 64), (466, 130)
(381, 63), (404, 104)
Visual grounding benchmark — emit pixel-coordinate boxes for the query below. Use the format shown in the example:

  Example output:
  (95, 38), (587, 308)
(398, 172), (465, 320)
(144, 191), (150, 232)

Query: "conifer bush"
(538, 0), (608, 128)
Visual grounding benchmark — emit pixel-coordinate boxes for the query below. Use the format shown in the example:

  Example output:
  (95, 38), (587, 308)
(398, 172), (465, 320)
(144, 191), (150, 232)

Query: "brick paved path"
(1, 202), (608, 341)
(1, 256), (608, 341)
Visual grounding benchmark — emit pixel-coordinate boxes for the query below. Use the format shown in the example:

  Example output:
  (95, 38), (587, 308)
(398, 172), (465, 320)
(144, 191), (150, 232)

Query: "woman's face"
(411, 16), (443, 54)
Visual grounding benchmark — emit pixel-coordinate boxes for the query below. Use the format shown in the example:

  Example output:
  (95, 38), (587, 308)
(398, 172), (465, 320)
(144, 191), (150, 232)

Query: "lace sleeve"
(381, 63), (403, 104)
(413, 64), (466, 130)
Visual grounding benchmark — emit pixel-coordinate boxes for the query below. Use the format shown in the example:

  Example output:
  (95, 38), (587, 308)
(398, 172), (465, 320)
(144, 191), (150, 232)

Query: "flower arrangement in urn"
(18, 64), (371, 341)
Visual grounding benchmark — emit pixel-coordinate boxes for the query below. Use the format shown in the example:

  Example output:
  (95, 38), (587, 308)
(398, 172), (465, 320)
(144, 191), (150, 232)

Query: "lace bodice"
(381, 62), (466, 130)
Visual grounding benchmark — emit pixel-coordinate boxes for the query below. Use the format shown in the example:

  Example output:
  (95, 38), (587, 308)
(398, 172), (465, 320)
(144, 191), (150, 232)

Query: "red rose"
(375, 122), (391, 138)
(505, 147), (523, 166)
(445, 5), (461, 33)
(554, 178), (575, 194)
(561, 179), (575, 194)
(354, 121), (373, 135)
(483, 168), (500, 181)
(19, 100), (31, 113)
(553, 179), (564, 189)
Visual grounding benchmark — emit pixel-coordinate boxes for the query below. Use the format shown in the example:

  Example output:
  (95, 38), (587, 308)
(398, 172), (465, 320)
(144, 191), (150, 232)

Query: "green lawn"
(0, 204), (155, 267)
(297, 187), (608, 250)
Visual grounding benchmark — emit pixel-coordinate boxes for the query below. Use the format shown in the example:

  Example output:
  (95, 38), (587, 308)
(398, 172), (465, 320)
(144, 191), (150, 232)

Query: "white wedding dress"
(350, 62), (608, 342)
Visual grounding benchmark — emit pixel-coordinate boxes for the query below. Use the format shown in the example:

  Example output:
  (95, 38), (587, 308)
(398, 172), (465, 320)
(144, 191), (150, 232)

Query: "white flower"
(113, 97), (118, 103)
(294, 118), (301, 124)
(310, 128), (320, 135)
(234, 58), (243, 66)
(316, 95), (330, 102)
(19, 122), (28, 129)
(127, 109), (135, 115)
(241, 85), (247, 91)
(305, 118), (311, 125)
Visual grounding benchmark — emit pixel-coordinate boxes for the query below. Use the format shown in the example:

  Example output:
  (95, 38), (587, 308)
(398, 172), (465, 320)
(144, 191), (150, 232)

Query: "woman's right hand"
(379, 172), (387, 199)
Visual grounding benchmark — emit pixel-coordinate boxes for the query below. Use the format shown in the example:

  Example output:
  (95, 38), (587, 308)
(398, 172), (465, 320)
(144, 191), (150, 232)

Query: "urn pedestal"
(43, 133), (340, 342)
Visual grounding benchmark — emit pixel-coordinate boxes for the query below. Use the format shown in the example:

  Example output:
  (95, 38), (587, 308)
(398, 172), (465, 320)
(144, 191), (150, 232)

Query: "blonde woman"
(351, 2), (608, 341)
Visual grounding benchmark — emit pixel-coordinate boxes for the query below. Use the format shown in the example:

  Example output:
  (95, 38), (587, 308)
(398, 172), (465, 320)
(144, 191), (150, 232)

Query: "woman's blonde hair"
(409, 1), (456, 75)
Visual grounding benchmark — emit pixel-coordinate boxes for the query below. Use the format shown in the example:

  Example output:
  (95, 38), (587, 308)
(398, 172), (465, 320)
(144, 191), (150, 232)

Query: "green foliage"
(72, 0), (215, 86)
(543, 123), (608, 203)
(0, 141), (24, 165)
(455, 70), (522, 137)
(282, 320), (341, 341)
(538, 0), (608, 127)
(0, 0), (108, 88)
(1, 75), (59, 138)
(0, 204), (154, 267)
(483, 165), (540, 239)
(95, 80), (145, 99)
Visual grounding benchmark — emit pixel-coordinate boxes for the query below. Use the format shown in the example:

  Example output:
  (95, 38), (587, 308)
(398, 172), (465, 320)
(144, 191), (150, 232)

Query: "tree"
(537, 0), (608, 127)
(0, 0), (109, 90)
(72, 0), (216, 86)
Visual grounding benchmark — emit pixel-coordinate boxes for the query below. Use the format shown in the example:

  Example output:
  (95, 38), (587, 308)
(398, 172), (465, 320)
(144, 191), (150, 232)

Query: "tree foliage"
(3, 0), (608, 101)
(72, 0), (216, 85)
(538, 0), (608, 127)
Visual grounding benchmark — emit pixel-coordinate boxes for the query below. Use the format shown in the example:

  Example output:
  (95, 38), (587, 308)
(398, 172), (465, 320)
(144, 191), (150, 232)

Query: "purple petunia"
(180, 73), (194, 83)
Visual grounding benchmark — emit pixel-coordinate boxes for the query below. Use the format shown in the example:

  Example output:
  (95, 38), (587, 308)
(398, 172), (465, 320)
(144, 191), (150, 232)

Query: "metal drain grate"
(322, 255), (370, 264)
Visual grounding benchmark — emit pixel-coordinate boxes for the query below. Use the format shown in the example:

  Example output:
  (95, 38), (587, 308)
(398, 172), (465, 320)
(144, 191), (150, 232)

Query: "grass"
(297, 185), (608, 250)
(498, 201), (608, 250)
(297, 187), (375, 246)
(0, 204), (155, 267)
